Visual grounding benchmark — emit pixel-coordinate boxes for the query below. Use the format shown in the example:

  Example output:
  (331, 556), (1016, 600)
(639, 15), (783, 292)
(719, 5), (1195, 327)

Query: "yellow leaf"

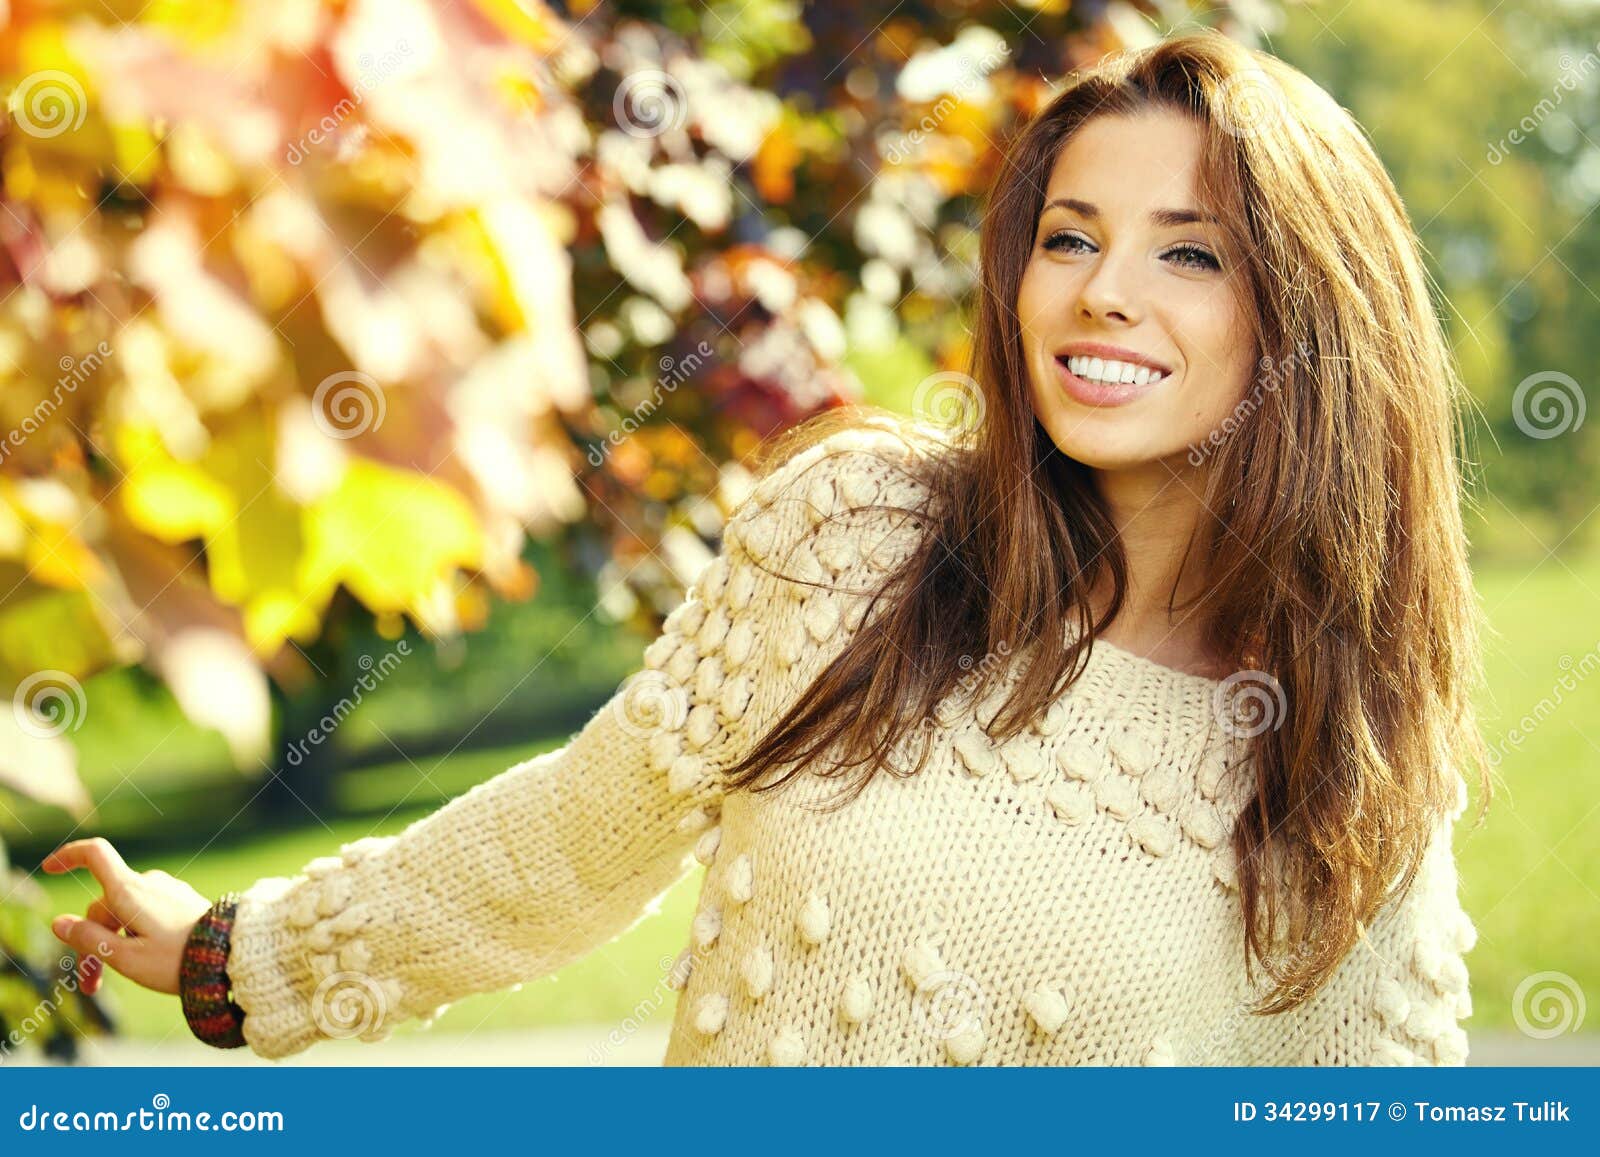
(121, 459), (233, 542)
(242, 589), (322, 654)
(108, 121), (163, 184)
(23, 522), (103, 590)
(17, 24), (92, 91)
(140, 0), (239, 46)
(0, 589), (119, 687)
(120, 416), (328, 655)
(302, 459), (483, 623)
(197, 420), (324, 653)
(468, 0), (565, 51)
(0, 494), (28, 560)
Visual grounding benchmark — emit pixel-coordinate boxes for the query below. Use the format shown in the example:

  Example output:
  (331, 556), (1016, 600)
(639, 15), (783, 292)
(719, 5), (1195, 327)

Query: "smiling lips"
(1049, 343), (1174, 407)
(1053, 342), (1173, 384)
(1058, 354), (1167, 387)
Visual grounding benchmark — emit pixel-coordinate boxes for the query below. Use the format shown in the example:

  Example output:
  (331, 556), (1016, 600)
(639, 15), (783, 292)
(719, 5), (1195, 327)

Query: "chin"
(1036, 416), (1190, 473)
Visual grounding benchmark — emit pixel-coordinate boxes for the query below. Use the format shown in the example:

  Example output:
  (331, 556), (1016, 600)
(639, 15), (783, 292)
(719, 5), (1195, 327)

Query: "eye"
(1163, 244), (1221, 272)
(1041, 229), (1092, 254)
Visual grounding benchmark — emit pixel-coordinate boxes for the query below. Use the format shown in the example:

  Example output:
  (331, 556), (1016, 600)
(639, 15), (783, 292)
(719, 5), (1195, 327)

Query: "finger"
(79, 900), (124, 994)
(51, 915), (142, 978)
(40, 838), (131, 892)
(80, 953), (104, 996)
(87, 898), (124, 932)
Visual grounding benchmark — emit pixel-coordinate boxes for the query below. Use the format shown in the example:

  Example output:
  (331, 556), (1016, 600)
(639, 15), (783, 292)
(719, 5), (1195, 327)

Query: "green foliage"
(1270, 0), (1599, 557)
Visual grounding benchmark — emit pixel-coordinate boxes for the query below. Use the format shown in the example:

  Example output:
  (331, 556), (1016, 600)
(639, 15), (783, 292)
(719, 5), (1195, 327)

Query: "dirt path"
(7, 1027), (1595, 1066)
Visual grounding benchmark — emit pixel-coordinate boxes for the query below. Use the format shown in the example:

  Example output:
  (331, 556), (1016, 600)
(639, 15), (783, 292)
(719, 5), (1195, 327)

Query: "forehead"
(1042, 111), (1206, 210)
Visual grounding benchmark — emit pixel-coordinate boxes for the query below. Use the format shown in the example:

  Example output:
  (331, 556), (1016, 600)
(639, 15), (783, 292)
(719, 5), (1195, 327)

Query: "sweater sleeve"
(225, 422), (930, 1059)
(1295, 776), (1476, 1066)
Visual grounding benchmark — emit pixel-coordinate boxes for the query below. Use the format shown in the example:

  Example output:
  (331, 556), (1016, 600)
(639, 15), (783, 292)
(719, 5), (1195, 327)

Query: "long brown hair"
(718, 28), (1492, 1016)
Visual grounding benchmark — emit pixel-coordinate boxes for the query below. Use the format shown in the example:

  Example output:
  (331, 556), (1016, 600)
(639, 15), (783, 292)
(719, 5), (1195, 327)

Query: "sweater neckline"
(1055, 626), (1230, 741)
(1087, 634), (1229, 694)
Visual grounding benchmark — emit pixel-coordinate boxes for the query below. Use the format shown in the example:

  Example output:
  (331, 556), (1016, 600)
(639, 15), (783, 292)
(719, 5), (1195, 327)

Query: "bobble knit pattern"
(227, 420), (1476, 1065)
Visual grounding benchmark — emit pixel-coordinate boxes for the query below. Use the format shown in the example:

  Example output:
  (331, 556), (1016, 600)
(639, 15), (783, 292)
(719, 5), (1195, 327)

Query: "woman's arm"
(1295, 783), (1476, 1066)
(46, 420), (930, 1060)
(228, 423), (929, 1057)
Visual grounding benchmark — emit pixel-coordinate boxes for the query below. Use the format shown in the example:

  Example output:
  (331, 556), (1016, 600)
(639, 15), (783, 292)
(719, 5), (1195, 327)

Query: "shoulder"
(722, 418), (943, 583)
(639, 420), (944, 758)
(741, 417), (941, 518)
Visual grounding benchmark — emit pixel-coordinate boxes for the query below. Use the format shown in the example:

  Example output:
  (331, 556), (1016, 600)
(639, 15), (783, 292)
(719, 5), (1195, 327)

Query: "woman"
(44, 28), (1490, 1066)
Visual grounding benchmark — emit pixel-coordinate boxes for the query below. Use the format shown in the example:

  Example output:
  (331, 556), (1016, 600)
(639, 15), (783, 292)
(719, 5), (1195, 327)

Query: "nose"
(1075, 249), (1143, 325)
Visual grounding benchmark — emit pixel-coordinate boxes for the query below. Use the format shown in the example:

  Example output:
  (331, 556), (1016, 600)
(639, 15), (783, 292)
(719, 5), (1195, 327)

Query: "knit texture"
(227, 419), (1476, 1065)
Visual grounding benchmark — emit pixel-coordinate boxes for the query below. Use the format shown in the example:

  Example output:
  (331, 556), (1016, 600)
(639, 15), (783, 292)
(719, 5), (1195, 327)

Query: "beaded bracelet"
(179, 892), (248, 1049)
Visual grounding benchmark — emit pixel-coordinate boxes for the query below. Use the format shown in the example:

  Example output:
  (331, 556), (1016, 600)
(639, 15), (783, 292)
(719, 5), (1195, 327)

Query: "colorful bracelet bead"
(179, 892), (247, 1049)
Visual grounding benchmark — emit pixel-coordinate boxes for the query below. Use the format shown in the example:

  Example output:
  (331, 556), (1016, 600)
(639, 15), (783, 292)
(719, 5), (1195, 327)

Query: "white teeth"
(1064, 355), (1165, 386)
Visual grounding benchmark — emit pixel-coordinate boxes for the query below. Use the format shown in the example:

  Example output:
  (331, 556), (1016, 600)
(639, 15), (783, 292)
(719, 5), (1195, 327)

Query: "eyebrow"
(1041, 197), (1219, 229)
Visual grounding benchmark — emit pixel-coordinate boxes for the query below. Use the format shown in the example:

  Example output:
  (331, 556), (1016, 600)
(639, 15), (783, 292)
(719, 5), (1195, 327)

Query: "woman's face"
(1017, 109), (1255, 473)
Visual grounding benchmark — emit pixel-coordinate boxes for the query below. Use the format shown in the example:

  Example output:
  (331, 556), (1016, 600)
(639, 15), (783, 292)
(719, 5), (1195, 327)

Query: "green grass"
(22, 548), (1600, 1043)
(1456, 552), (1600, 1035)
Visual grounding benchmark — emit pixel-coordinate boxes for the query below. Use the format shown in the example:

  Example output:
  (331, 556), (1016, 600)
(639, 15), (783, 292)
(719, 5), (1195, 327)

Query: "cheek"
(1017, 261), (1078, 334)
(1016, 268), (1046, 337)
(1181, 289), (1252, 389)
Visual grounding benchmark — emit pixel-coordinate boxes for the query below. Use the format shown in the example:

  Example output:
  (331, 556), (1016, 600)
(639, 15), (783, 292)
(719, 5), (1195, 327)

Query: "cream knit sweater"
(227, 421), (1476, 1065)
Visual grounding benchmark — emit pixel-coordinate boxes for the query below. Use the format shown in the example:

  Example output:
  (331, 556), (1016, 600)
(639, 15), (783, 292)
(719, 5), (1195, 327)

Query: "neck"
(1086, 458), (1221, 677)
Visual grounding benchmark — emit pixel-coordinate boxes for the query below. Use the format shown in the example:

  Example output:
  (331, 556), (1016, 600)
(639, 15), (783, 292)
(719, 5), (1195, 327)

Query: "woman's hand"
(41, 837), (214, 997)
